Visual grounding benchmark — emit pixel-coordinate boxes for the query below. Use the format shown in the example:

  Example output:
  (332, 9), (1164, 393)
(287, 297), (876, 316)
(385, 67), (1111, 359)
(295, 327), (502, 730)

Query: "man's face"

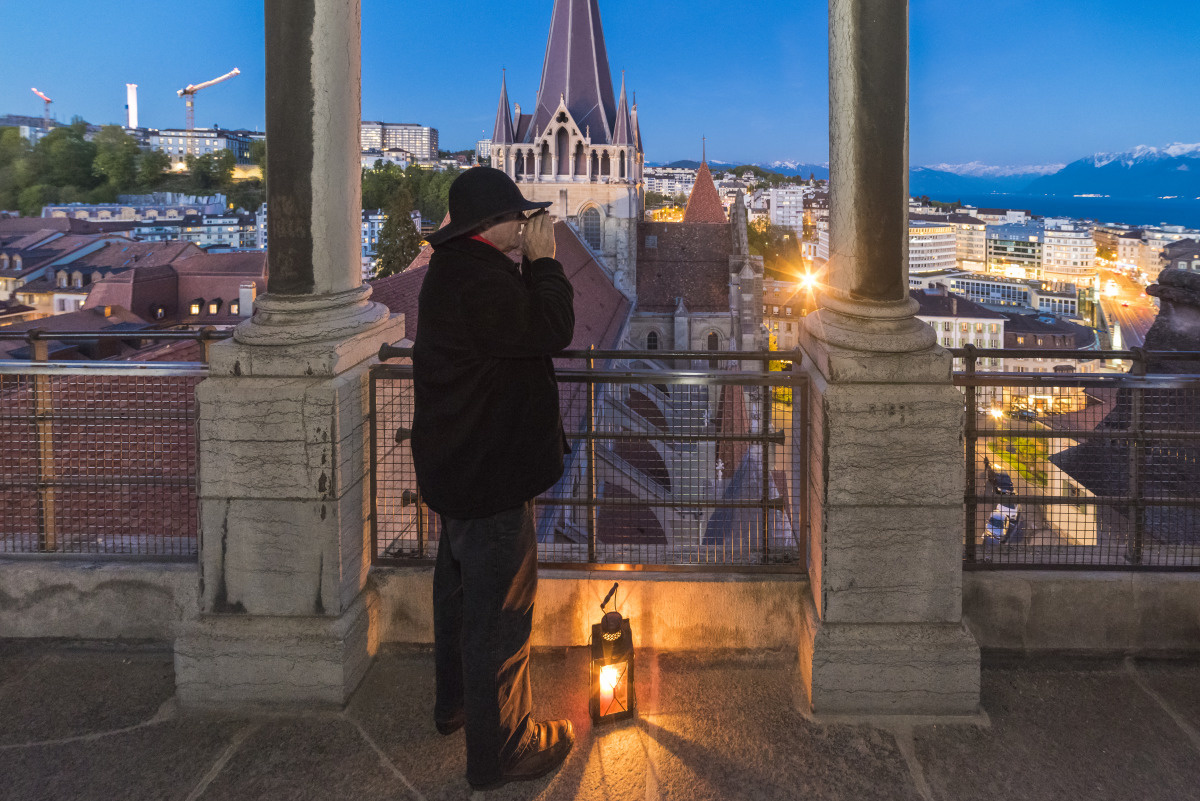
(479, 214), (525, 252)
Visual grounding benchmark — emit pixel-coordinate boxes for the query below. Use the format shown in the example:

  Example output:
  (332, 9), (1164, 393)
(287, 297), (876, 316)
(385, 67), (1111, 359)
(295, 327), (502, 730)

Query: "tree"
(249, 139), (267, 185)
(92, 125), (141, 190)
(373, 189), (422, 278)
(31, 123), (98, 189)
(185, 150), (236, 193)
(137, 150), (171, 187)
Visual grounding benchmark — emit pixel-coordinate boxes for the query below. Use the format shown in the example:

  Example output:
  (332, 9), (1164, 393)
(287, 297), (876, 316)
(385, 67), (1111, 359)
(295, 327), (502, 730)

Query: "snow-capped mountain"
(925, 161), (1063, 178)
(1026, 143), (1200, 197)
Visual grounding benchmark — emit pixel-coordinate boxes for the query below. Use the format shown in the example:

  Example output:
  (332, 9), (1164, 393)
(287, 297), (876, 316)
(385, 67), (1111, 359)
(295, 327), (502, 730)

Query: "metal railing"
(955, 347), (1200, 571)
(0, 330), (227, 559)
(371, 347), (807, 571)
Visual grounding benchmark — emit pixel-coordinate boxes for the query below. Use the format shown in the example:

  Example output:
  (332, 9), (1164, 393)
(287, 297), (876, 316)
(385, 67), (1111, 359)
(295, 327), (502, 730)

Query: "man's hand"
(521, 211), (556, 262)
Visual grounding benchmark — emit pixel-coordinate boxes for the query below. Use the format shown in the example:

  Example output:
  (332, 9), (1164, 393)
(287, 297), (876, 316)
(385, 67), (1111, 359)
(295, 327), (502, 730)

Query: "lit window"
(230, 301), (240, 315)
(209, 302), (219, 315)
(190, 303), (201, 315)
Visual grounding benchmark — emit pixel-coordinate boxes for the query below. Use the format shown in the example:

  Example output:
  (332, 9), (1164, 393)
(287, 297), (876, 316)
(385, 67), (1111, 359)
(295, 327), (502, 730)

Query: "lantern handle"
(600, 582), (619, 612)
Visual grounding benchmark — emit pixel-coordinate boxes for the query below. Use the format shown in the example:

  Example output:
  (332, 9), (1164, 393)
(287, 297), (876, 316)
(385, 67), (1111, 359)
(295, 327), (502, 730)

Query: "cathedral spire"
(612, 72), (631, 146)
(684, 161), (727, 224)
(532, 0), (619, 144)
(492, 70), (514, 145)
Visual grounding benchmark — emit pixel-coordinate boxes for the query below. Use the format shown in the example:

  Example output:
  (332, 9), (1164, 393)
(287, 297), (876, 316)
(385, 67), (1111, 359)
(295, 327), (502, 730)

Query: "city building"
(0, 221), (136, 301)
(911, 285), (1007, 370)
(908, 220), (957, 275)
(7, 240), (199, 317)
(1116, 230), (1145, 273)
(133, 212), (259, 250)
(361, 148), (413, 170)
(1042, 222), (1096, 285)
(767, 186), (810, 233)
(359, 207), (422, 279)
(1142, 226), (1200, 282)
(475, 138), (492, 163)
(360, 122), (438, 162)
(910, 270), (1082, 317)
(987, 221), (1044, 280)
(763, 275), (810, 350)
(488, 0), (645, 295)
(1160, 239), (1200, 273)
(911, 211), (988, 271)
(42, 194), (230, 221)
(643, 167), (696, 198)
(84, 250), (266, 327)
(969, 207), (1032, 225)
(148, 128), (258, 166)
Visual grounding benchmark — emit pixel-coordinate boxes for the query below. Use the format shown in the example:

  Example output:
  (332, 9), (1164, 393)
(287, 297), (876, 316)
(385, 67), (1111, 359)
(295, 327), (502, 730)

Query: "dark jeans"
(434, 502), (538, 784)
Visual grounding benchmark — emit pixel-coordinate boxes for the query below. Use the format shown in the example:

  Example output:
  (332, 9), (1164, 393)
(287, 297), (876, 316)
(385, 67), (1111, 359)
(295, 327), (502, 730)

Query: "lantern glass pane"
(597, 660), (629, 717)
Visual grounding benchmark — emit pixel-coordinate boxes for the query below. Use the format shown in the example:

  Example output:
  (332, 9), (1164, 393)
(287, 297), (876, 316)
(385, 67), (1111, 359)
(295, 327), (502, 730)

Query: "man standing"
(411, 167), (576, 790)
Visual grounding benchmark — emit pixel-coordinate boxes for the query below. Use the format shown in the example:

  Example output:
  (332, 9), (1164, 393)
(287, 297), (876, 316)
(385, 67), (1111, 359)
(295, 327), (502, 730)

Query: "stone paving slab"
(1132, 658), (1200, 733)
(0, 646), (174, 745)
(1, 642), (1199, 801)
(195, 718), (414, 801)
(0, 719), (246, 801)
(913, 656), (1200, 801)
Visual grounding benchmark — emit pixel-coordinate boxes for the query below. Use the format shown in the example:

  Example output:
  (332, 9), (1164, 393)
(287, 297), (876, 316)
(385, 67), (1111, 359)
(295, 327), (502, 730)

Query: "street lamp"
(589, 582), (635, 723)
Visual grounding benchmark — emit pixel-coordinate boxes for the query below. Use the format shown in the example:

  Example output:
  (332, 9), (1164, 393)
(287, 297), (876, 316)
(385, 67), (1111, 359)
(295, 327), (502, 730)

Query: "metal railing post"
(368, 366), (379, 564)
(761, 371), (772, 563)
(963, 345), (978, 564)
(586, 346), (597, 563)
(1129, 347), (1146, 565)
(29, 331), (58, 552)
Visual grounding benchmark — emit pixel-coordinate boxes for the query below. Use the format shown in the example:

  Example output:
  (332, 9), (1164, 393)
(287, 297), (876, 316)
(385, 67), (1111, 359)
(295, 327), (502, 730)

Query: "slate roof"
(530, 0), (620, 145)
(911, 288), (1007, 319)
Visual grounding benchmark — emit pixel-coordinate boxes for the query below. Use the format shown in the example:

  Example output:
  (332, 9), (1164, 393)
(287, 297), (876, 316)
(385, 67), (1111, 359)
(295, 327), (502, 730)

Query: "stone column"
(797, 0), (979, 716)
(174, 0), (403, 708)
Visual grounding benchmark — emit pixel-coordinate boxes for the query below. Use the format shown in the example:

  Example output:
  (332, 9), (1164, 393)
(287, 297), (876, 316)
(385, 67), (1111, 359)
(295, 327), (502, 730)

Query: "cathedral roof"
(683, 162), (727, 223)
(530, 0), (619, 145)
(492, 73), (514, 145)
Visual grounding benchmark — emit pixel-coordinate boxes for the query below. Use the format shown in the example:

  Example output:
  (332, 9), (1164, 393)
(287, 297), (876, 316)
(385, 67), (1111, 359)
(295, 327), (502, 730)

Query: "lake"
(949, 194), (1200, 230)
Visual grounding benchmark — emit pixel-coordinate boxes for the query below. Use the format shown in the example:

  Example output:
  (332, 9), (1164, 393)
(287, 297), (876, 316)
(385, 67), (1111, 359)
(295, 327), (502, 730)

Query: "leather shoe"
(469, 719), (575, 790)
(435, 710), (465, 736)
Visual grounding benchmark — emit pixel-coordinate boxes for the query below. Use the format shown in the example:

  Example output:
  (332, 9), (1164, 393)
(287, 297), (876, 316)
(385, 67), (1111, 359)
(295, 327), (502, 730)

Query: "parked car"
(992, 471), (1014, 495)
(984, 503), (1019, 544)
(1007, 408), (1038, 423)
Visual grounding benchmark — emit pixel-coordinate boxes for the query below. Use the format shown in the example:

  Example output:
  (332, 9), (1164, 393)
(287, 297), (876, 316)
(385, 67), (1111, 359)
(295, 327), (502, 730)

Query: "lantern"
(589, 582), (635, 723)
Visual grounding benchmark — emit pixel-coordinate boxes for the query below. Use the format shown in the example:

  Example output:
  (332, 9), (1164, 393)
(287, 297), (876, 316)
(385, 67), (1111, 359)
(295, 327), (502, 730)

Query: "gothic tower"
(491, 0), (644, 296)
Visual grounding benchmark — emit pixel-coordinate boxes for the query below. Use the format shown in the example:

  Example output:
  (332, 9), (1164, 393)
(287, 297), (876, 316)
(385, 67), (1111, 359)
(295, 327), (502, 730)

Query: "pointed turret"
(531, 0), (619, 144)
(630, 96), (642, 151)
(493, 72), (514, 145)
(684, 162), (727, 224)
(612, 73), (631, 146)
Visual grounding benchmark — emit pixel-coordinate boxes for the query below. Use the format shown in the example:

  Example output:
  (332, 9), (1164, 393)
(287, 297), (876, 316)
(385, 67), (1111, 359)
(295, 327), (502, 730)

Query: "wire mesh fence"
(372, 350), (807, 570)
(0, 364), (203, 558)
(957, 348), (1200, 570)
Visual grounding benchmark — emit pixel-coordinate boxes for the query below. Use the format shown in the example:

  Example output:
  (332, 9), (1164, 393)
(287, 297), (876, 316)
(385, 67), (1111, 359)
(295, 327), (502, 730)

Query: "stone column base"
(799, 594), (980, 717)
(174, 589), (378, 709)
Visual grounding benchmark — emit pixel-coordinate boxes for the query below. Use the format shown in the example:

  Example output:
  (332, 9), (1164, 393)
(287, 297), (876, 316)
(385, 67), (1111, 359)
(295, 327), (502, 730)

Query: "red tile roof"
(683, 162), (727, 224)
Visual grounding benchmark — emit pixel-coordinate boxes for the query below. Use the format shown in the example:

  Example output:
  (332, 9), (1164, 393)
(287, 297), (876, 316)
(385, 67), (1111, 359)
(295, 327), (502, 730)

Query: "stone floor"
(1, 641), (1199, 800)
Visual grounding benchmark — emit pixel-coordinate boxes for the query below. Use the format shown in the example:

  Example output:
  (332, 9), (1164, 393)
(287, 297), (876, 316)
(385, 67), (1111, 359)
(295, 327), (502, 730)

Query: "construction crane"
(176, 67), (240, 133)
(30, 88), (52, 132)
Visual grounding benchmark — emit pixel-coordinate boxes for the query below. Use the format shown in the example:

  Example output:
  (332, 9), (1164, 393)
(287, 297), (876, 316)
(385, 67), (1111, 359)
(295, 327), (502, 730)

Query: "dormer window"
(0, 254), (8, 270)
(208, 300), (221, 315)
(230, 301), (240, 315)
(189, 302), (202, 316)
(152, 306), (166, 320)
(72, 272), (84, 289)
(57, 271), (68, 288)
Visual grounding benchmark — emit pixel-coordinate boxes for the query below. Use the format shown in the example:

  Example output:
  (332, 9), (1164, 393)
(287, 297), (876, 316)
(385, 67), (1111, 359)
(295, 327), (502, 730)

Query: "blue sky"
(1, 0), (1197, 166)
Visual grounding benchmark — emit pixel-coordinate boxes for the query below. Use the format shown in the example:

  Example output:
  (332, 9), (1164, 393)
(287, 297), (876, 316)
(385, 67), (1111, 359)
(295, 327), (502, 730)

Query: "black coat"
(412, 237), (576, 519)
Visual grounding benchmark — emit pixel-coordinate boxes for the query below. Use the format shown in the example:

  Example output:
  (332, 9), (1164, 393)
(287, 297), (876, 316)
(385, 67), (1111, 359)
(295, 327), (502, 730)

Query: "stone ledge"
(0, 559), (198, 641)
(372, 566), (807, 650)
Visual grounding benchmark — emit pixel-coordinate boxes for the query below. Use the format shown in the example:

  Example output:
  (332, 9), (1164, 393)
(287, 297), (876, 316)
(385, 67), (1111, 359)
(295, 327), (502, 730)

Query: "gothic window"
(646, 330), (658, 351)
(601, 151), (610, 176)
(618, 150), (626, 179)
(556, 128), (571, 174)
(580, 208), (602, 250)
(540, 142), (552, 174)
(707, 331), (720, 369)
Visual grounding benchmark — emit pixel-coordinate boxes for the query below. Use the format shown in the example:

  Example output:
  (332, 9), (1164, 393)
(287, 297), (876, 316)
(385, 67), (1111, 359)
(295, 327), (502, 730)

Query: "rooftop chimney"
(239, 281), (257, 317)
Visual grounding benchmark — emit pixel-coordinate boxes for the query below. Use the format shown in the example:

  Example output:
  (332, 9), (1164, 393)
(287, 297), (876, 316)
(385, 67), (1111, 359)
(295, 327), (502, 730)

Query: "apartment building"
(360, 122), (438, 162)
(1042, 223), (1096, 286)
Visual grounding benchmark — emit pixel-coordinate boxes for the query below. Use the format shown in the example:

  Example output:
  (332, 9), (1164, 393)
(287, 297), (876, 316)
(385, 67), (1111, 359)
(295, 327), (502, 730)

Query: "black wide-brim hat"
(426, 166), (551, 246)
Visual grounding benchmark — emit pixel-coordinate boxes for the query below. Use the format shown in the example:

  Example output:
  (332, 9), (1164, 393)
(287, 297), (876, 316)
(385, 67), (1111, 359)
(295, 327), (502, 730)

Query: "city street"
(1099, 267), (1158, 348)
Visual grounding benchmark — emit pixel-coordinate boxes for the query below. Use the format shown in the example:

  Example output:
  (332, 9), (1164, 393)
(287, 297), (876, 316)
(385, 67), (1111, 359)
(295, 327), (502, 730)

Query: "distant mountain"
(755, 161), (830, 180)
(1024, 143), (1200, 198)
(656, 160), (734, 169)
(910, 166), (1050, 197)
